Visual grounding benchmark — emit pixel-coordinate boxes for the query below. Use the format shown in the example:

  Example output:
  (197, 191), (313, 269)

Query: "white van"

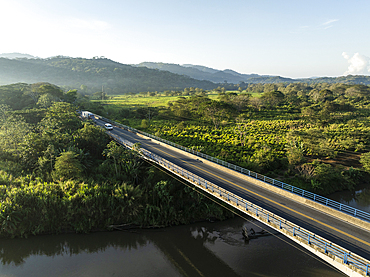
(104, 123), (113, 130)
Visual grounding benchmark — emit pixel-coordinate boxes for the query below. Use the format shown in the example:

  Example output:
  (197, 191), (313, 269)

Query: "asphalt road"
(96, 119), (370, 260)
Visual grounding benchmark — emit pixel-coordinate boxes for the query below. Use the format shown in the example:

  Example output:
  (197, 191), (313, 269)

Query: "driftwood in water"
(242, 227), (277, 240)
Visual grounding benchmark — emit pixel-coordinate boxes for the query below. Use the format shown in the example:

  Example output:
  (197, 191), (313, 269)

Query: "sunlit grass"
(98, 95), (180, 108)
(93, 91), (261, 109)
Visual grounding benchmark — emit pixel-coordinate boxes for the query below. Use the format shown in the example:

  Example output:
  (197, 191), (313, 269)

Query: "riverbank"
(0, 169), (233, 238)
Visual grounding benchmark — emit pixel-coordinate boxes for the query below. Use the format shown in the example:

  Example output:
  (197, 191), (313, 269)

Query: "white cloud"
(323, 19), (338, 25)
(342, 52), (370, 75)
(318, 19), (338, 30)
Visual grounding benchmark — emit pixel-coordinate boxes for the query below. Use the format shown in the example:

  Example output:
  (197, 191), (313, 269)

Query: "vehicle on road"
(104, 123), (113, 130)
(81, 111), (94, 119)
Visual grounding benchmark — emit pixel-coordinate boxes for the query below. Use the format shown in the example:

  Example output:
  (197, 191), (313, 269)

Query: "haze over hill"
(136, 62), (263, 83)
(0, 55), (216, 94)
(0, 53), (37, 59)
(135, 62), (370, 85)
(1, 54), (370, 95)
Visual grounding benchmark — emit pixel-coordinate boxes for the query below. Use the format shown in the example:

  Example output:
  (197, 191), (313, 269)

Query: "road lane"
(96, 119), (370, 260)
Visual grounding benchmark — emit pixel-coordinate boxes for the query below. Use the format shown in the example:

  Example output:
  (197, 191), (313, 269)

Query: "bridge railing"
(97, 114), (370, 223)
(109, 132), (370, 277)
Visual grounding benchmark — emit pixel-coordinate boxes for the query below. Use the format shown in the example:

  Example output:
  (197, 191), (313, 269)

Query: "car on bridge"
(104, 123), (113, 130)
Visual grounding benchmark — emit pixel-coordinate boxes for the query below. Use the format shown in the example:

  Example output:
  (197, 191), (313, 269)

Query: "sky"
(0, 0), (369, 78)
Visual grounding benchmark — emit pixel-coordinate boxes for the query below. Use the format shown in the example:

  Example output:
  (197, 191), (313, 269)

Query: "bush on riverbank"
(0, 170), (232, 238)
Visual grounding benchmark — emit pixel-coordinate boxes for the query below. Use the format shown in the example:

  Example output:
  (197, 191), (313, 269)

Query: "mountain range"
(135, 62), (265, 84)
(1, 53), (370, 94)
(0, 54), (216, 94)
(0, 53), (37, 59)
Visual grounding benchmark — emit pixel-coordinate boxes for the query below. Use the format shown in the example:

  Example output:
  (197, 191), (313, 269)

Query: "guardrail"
(109, 132), (370, 277)
(96, 114), (370, 223)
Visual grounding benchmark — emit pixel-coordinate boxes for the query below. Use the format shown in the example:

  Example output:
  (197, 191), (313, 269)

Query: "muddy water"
(329, 183), (370, 213)
(0, 217), (344, 277)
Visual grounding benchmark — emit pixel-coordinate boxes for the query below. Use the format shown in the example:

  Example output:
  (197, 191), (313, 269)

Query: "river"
(328, 183), (370, 213)
(2, 184), (369, 277)
(0, 216), (345, 277)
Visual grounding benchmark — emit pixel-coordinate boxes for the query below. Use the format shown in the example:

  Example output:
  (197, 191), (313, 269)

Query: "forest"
(1, 80), (370, 237)
(0, 83), (231, 238)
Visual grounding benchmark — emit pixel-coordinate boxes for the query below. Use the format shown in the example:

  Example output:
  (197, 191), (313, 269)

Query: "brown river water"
(0, 216), (346, 277)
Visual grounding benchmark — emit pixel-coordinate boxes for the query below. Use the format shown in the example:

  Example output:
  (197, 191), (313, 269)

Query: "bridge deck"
(96, 119), (370, 261)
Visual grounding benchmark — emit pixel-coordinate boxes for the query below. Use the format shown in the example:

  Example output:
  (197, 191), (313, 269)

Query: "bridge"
(90, 113), (370, 277)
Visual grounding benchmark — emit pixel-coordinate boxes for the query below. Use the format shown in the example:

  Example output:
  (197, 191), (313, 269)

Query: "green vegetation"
(0, 85), (232, 237)
(2, 79), (370, 238)
(95, 82), (370, 196)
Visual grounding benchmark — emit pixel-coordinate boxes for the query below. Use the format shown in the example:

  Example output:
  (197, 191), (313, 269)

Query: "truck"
(81, 111), (94, 119)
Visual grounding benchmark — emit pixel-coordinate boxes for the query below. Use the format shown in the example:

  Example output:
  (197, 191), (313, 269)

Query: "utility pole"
(146, 101), (155, 123)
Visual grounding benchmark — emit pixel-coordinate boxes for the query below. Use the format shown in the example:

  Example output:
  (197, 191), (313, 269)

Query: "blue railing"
(109, 132), (370, 277)
(96, 114), (370, 223)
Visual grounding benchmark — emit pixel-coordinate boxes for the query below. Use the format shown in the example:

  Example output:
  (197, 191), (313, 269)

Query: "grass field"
(94, 91), (261, 109)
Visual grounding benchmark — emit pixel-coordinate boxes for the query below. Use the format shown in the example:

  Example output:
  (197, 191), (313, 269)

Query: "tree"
(52, 151), (82, 181)
(0, 105), (30, 157)
(27, 83), (63, 105)
(231, 93), (251, 112)
(284, 137), (305, 165)
(202, 100), (230, 129)
(37, 144), (56, 181)
(113, 183), (143, 220)
(141, 119), (149, 128)
(73, 122), (109, 158)
(37, 93), (55, 108)
(39, 102), (82, 134)
(234, 117), (248, 146)
(63, 89), (78, 103)
(249, 97), (263, 111)
(80, 85), (88, 94)
(345, 85), (369, 98)
(0, 83), (33, 110)
(360, 152), (370, 172)
(103, 141), (126, 175)
(37, 83), (63, 98)
(263, 84), (277, 93)
(260, 91), (285, 108)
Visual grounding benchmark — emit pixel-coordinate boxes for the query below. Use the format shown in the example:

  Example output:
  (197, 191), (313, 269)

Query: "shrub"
(360, 152), (370, 172)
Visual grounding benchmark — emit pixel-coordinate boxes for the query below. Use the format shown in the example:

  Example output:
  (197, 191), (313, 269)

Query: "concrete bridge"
(92, 114), (370, 277)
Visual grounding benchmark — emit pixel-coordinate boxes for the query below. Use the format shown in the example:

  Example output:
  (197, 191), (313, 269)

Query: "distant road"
(95, 118), (370, 260)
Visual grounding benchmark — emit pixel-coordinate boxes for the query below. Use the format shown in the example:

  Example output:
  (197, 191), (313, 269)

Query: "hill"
(0, 57), (216, 94)
(136, 62), (370, 85)
(136, 62), (262, 83)
(0, 53), (37, 59)
(1, 55), (370, 94)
